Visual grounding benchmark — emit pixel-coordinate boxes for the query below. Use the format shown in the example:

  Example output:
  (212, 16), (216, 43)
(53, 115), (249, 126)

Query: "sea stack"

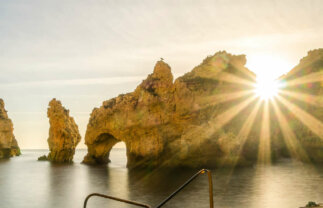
(40, 98), (81, 162)
(0, 99), (21, 159)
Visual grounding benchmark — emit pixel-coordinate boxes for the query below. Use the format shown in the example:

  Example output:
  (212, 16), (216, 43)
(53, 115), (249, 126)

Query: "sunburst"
(253, 77), (283, 100)
(206, 54), (323, 175)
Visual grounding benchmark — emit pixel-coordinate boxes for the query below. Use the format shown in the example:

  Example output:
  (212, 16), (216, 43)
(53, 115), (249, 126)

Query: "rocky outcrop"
(0, 99), (20, 159)
(83, 52), (257, 168)
(40, 99), (81, 162)
(83, 49), (323, 168)
(275, 49), (323, 163)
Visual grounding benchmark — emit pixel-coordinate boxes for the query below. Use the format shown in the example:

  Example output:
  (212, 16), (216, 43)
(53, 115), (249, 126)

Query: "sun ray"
(230, 99), (262, 164)
(279, 89), (323, 107)
(284, 71), (323, 87)
(199, 90), (254, 107)
(257, 101), (271, 164)
(271, 99), (310, 162)
(236, 99), (262, 150)
(211, 95), (258, 132)
(222, 99), (262, 183)
(184, 95), (258, 149)
(217, 72), (256, 86)
(276, 95), (323, 140)
(144, 96), (259, 180)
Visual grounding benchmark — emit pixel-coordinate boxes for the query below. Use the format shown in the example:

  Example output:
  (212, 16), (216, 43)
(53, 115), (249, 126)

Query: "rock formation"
(83, 49), (323, 168)
(275, 49), (323, 163)
(83, 52), (257, 168)
(0, 99), (21, 159)
(39, 99), (81, 162)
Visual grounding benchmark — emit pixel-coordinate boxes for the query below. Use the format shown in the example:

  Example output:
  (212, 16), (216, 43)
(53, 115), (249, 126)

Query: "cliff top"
(48, 98), (70, 118)
(283, 48), (323, 80)
(0, 99), (8, 119)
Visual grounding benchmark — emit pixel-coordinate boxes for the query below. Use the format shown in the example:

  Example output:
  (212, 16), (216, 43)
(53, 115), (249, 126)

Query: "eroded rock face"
(275, 49), (323, 163)
(83, 52), (257, 168)
(43, 98), (81, 163)
(0, 99), (21, 159)
(83, 50), (323, 168)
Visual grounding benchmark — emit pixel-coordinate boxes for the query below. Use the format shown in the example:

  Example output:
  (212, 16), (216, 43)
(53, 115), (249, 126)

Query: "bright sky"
(0, 0), (322, 149)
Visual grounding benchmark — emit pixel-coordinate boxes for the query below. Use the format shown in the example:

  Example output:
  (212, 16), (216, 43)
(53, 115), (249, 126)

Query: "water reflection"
(250, 161), (323, 208)
(0, 150), (322, 208)
(127, 168), (199, 207)
(47, 163), (80, 208)
(82, 150), (130, 208)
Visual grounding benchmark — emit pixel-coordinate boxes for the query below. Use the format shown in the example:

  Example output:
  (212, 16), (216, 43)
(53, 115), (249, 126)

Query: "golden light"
(253, 78), (281, 100)
(211, 53), (323, 177)
(271, 99), (310, 162)
(247, 54), (291, 100)
(257, 101), (271, 164)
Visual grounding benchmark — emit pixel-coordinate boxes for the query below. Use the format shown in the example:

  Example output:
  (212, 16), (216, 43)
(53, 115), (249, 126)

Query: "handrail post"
(206, 170), (214, 208)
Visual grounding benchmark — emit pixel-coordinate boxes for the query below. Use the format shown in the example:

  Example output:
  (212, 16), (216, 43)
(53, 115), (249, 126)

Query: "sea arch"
(83, 131), (127, 165)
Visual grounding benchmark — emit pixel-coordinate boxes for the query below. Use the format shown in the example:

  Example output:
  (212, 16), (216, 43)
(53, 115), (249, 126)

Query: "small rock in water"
(301, 201), (323, 207)
(37, 155), (48, 161)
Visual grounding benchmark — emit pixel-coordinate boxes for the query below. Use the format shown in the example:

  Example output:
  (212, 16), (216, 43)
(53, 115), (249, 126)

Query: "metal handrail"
(155, 169), (214, 208)
(83, 193), (151, 208)
(83, 169), (214, 208)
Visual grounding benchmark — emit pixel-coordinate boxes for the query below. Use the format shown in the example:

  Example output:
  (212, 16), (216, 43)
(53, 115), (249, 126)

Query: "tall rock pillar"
(40, 98), (81, 162)
(0, 99), (21, 159)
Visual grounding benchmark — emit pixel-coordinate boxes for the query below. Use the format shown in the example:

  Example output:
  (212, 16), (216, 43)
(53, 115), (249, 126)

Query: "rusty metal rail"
(83, 169), (214, 208)
(83, 193), (151, 208)
(155, 169), (214, 208)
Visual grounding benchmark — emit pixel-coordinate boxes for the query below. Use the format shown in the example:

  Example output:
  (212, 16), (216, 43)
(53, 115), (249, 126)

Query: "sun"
(246, 54), (290, 101)
(254, 78), (281, 100)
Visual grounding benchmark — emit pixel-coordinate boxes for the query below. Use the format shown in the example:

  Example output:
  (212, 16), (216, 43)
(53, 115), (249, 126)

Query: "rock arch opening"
(109, 141), (127, 167)
(84, 133), (125, 164)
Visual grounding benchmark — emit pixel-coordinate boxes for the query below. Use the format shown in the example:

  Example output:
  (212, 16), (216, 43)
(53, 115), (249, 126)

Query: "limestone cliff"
(0, 99), (20, 159)
(83, 52), (257, 168)
(40, 99), (81, 162)
(83, 50), (323, 168)
(276, 49), (323, 163)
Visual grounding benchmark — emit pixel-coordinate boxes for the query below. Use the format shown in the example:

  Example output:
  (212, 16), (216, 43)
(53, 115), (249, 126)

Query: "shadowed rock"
(276, 49), (323, 163)
(40, 98), (81, 163)
(0, 99), (21, 159)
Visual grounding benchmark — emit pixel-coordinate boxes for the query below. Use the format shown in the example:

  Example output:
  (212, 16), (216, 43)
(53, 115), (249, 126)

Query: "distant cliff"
(83, 50), (323, 168)
(39, 99), (81, 163)
(0, 99), (20, 159)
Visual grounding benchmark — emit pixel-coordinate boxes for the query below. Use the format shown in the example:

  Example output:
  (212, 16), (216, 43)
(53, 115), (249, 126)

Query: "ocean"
(0, 149), (322, 208)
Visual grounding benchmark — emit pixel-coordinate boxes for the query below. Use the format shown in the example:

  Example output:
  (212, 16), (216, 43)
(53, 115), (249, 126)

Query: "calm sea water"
(0, 149), (322, 208)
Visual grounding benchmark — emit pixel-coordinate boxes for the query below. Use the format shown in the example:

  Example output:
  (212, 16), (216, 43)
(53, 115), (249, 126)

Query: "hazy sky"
(0, 0), (322, 149)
